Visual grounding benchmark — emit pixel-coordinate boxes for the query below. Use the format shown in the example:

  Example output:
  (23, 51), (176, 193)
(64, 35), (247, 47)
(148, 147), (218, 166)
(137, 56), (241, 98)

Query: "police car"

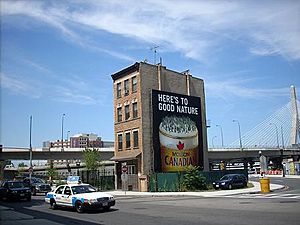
(45, 176), (115, 213)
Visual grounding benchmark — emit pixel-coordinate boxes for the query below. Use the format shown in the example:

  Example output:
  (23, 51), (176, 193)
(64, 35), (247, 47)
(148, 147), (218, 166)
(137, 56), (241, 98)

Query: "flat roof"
(111, 62), (139, 81)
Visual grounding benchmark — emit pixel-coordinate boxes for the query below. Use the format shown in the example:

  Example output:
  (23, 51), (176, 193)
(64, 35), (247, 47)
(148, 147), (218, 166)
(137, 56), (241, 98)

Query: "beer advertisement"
(152, 90), (203, 172)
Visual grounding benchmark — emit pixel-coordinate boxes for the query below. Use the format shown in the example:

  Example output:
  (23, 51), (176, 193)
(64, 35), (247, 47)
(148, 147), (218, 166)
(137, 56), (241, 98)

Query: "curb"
(108, 181), (286, 198)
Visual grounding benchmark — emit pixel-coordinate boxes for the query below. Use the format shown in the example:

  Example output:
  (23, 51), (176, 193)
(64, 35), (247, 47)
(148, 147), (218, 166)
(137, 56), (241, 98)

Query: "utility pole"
(61, 114), (65, 151)
(29, 115), (33, 180)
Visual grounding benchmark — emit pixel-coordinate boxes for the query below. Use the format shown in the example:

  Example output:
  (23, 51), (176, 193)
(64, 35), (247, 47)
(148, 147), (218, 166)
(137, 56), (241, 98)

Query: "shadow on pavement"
(0, 197), (118, 225)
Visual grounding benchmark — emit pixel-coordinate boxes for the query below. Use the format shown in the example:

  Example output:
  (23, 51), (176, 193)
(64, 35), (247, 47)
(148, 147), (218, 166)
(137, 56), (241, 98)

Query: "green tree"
(182, 166), (207, 191)
(83, 148), (100, 186)
(46, 167), (58, 185)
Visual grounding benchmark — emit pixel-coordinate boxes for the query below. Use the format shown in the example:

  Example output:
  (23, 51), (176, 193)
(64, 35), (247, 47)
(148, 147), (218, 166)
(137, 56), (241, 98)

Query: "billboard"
(152, 90), (203, 172)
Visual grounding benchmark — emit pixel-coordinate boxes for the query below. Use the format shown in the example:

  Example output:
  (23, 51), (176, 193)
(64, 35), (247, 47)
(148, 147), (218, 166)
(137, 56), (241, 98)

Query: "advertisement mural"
(152, 90), (203, 172)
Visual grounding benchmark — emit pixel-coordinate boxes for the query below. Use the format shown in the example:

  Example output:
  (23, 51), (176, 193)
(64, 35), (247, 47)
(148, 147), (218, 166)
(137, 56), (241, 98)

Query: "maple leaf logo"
(177, 141), (184, 150)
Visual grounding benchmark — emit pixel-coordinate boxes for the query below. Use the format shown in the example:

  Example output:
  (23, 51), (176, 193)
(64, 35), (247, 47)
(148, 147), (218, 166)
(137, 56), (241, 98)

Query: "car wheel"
(75, 201), (84, 213)
(228, 184), (233, 190)
(50, 199), (57, 210)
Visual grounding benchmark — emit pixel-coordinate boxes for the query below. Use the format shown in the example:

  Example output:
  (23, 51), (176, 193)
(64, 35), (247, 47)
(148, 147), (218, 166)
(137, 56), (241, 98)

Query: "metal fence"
(149, 169), (248, 192)
(78, 170), (115, 191)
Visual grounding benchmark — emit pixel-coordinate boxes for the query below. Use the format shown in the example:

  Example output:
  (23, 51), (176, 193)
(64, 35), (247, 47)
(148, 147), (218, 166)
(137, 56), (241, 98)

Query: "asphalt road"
(250, 176), (300, 194)
(1, 186), (300, 225)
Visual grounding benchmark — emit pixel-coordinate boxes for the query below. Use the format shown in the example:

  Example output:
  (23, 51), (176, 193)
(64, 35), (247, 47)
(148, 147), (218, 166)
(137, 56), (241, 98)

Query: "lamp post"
(61, 114), (65, 151)
(212, 136), (217, 148)
(280, 125), (286, 177)
(216, 124), (224, 147)
(29, 115), (33, 180)
(233, 120), (242, 150)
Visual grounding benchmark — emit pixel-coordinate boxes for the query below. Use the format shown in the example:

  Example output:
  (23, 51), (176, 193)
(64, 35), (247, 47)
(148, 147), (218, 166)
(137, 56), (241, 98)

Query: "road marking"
(223, 193), (300, 199)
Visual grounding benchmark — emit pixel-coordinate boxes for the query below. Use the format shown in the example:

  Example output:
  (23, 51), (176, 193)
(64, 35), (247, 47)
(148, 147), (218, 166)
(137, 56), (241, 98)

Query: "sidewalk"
(107, 181), (285, 198)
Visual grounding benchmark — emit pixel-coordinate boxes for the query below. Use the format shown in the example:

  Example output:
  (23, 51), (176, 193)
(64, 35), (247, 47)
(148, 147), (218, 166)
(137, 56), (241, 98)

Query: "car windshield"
(8, 182), (26, 188)
(33, 178), (45, 183)
(220, 175), (233, 181)
(71, 185), (97, 194)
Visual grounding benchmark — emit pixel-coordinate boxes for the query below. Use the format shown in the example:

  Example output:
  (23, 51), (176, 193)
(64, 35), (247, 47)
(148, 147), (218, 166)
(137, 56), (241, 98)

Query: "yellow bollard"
(260, 178), (270, 193)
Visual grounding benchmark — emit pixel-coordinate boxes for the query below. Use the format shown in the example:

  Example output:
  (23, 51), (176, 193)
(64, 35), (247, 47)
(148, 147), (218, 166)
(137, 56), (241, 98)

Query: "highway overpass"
(0, 147), (114, 161)
(1, 146), (299, 162)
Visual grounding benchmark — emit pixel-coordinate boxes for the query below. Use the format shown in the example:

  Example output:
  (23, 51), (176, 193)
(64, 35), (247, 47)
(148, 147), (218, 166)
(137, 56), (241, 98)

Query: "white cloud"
(2, 0), (300, 62)
(1, 73), (42, 98)
(1, 71), (108, 106)
(205, 78), (289, 100)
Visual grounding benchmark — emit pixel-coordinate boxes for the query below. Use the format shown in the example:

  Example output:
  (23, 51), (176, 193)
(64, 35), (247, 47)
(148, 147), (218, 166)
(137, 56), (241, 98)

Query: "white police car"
(45, 176), (115, 213)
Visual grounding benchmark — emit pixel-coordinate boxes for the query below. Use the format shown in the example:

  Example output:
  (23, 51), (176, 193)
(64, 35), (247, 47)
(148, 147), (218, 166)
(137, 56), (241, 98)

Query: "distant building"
(43, 140), (70, 149)
(43, 133), (104, 150)
(70, 133), (103, 148)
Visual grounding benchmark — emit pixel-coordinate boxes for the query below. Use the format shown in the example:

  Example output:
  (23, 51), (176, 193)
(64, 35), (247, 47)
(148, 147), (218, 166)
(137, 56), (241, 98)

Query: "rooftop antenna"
(150, 45), (159, 64)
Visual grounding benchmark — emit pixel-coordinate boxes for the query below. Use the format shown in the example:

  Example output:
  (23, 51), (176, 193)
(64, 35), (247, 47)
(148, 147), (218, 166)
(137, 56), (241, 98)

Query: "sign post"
(121, 165), (128, 195)
(260, 155), (267, 177)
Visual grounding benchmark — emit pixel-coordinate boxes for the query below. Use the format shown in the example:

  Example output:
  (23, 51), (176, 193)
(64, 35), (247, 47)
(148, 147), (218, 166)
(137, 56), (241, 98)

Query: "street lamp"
(29, 115), (33, 180)
(280, 125), (286, 177)
(216, 124), (224, 147)
(212, 136), (217, 148)
(61, 114), (65, 151)
(269, 123), (279, 148)
(233, 120), (242, 150)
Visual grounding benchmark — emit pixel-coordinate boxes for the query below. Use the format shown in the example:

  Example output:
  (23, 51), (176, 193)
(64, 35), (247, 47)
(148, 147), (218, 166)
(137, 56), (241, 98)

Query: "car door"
(54, 186), (65, 205)
(234, 175), (243, 187)
(60, 186), (73, 207)
(232, 175), (239, 188)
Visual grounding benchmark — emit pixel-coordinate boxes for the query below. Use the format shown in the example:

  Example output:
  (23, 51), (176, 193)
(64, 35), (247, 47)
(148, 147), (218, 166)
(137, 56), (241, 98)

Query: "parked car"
(23, 177), (52, 195)
(0, 181), (31, 201)
(212, 174), (248, 190)
(45, 176), (115, 213)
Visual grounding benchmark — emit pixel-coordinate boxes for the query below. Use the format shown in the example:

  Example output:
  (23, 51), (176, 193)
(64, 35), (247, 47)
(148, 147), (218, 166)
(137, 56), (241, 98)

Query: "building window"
(117, 134), (123, 151)
(133, 102), (138, 118)
(132, 76), (137, 92)
(117, 82), (122, 98)
(125, 105), (130, 120)
(133, 130), (138, 148)
(117, 107), (122, 122)
(128, 165), (136, 174)
(125, 132), (131, 149)
(124, 79), (129, 96)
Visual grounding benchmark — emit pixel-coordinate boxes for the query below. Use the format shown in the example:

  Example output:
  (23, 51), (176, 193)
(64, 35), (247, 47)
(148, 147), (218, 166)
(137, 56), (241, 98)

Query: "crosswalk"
(225, 193), (300, 199)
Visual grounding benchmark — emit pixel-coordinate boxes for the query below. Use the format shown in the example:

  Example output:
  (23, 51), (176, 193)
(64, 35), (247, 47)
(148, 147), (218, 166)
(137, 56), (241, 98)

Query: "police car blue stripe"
(47, 193), (54, 198)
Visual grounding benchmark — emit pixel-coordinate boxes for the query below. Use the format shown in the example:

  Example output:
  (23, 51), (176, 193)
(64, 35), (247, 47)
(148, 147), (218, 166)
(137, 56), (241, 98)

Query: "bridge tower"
(290, 85), (300, 145)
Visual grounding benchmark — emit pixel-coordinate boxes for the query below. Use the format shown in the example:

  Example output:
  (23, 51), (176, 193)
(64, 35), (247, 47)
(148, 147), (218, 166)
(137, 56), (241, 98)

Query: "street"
(1, 177), (300, 225)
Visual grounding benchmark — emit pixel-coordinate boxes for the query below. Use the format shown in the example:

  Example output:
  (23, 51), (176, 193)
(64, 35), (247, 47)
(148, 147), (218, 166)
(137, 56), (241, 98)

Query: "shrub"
(182, 166), (207, 191)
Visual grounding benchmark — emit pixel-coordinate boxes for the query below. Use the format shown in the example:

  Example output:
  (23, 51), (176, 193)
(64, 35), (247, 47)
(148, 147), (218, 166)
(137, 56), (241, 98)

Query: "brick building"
(111, 62), (208, 191)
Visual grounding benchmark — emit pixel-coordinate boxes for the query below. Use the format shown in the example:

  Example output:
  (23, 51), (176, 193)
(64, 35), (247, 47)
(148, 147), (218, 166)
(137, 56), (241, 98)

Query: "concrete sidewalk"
(107, 181), (285, 198)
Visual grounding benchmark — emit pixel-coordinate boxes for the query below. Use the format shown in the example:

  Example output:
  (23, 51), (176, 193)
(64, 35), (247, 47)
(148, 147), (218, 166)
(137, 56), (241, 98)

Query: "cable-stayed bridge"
(209, 86), (300, 164)
(229, 100), (300, 149)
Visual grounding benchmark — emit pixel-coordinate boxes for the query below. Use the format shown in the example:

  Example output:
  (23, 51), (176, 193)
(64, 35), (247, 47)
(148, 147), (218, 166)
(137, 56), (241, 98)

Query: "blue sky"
(1, 0), (300, 148)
